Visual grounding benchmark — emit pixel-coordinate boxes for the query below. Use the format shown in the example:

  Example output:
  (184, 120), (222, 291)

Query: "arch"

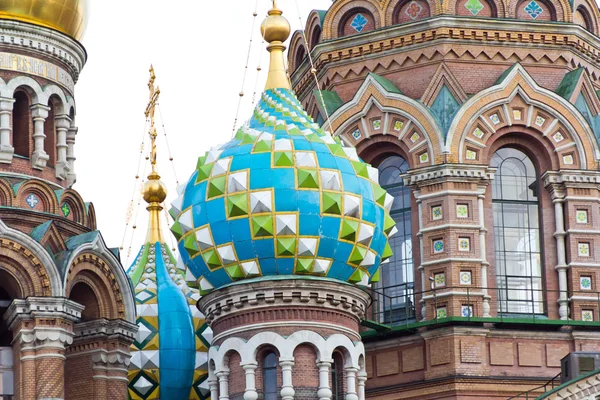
(62, 235), (136, 323)
(447, 64), (599, 168)
(305, 9), (325, 50)
(17, 179), (59, 214)
(4, 76), (43, 103)
(59, 189), (87, 225)
(68, 281), (100, 321)
(66, 269), (116, 320)
(261, 349), (279, 400)
(571, 0), (600, 35)
(338, 7), (377, 37)
(323, 0), (383, 40)
(288, 31), (307, 74)
(0, 219), (63, 296)
(508, 0), (569, 21)
(294, 46), (307, 74)
(385, 0), (439, 24)
(328, 74), (443, 166)
(87, 202), (97, 230)
(12, 89), (32, 158)
(0, 178), (12, 207)
(44, 94), (63, 167)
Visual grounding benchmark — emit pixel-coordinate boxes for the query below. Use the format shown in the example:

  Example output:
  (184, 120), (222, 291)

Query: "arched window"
(491, 148), (544, 315)
(331, 352), (344, 400)
(44, 99), (56, 167)
(13, 91), (31, 158)
(263, 352), (278, 400)
(377, 155), (414, 322)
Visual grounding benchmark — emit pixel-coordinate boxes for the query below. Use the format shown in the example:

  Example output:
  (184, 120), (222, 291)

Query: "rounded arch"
(287, 30), (307, 74)
(12, 89), (32, 158)
(41, 85), (69, 115)
(4, 76), (43, 103)
(509, 0), (569, 21)
(68, 281), (100, 321)
(573, 5), (597, 34)
(294, 46), (307, 74)
(305, 9), (324, 50)
(357, 134), (415, 169)
(17, 179), (59, 214)
(87, 202), (97, 230)
(0, 178), (12, 207)
(572, 0), (600, 34)
(323, 0), (383, 40)
(60, 190), (87, 225)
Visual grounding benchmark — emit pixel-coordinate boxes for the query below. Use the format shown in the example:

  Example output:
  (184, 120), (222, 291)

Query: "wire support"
(156, 103), (180, 186)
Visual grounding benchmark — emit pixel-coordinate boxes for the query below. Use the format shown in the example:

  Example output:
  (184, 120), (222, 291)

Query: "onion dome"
(126, 68), (211, 400)
(0, 0), (88, 40)
(170, 3), (396, 292)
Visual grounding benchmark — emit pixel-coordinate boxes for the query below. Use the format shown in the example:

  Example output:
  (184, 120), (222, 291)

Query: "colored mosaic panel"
(582, 310), (594, 322)
(26, 193), (38, 209)
(434, 272), (445, 288)
(437, 307), (447, 319)
(524, 0), (543, 19)
(563, 154), (574, 165)
(410, 132), (420, 143)
(461, 305), (473, 318)
(457, 204), (469, 218)
(171, 89), (394, 290)
(352, 129), (361, 140)
(580, 276), (592, 291)
(372, 120), (381, 130)
(578, 242), (590, 257)
(460, 271), (472, 285)
(553, 131), (564, 143)
(405, 1), (423, 20)
(473, 127), (485, 139)
(576, 210), (588, 224)
(535, 116), (546, 127)
(419, 152), (429, 164)
(466, 150), (477, 160)
(512, 109), (522, 121)
(393, 121), (404, 131)
(489, 114), (500, 125)
(433, 239), (444, 254)
(458, 237), (471, 252)
(350, 13), (368, 32)
(61, 202), (70, 217)
(465, 0), (484, 15)
(432, 205), (443, 221)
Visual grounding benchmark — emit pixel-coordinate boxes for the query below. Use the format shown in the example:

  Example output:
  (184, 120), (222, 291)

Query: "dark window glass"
(377, 156), (414, 323)
(331, 353), (344, 400)
(491, 148), (544, 314)
(263, 352), (278, 400)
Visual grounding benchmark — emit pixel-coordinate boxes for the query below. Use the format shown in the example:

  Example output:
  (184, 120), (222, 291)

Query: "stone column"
(217, 370), (230, 400)
(91, 353), (108, 400)
(0, 97), (15, 163)
(478, 190), (491, 317)
(54, 115), (71, 180)
(242, 363), (258, 400)
(280, 359), (295, 400)
(357, 371), (367, 400)
(208, 375), (219, 400)
(316, 360), (332, 400)
(30, 104), (50, 170)
(553, 197), (569, 320)
(66, 125), (78, 187)
(416, 191), (426, 321)
(345, 367), (359, 400)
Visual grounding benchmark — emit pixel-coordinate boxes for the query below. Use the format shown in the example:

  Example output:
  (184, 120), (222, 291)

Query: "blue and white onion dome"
(169, 5), (397, 293)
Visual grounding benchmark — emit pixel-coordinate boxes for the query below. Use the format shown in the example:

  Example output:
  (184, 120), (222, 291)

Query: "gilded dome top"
(0, 0), (87, 41)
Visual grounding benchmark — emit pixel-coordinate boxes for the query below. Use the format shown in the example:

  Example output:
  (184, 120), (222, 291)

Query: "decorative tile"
(563, 154), (574, 165)
(457, 204), (469, 219)
(433, 239), (444, 254)
(473, 127), (485, 139)
(465, 0), (484, 15)
(436, 307), (447, 319)
(61, 202), (70, 217)
(576, 210), (588, 224)
(372, 119), (381, 130)
(578, 242), (591, 257)
(410, 132), (420, 143)
(524, 0), (543, 19)
(352, 129), (362, 140)
(350, 13), (368, 32)
(489, 114), (500, 125)
(580, 276), (592, 291)
(535, 116), (546, 127)
(432, 205), (443, 221)
(26, 193), (39, 209)
(458, 237), (471, 252)
(466, 149), (477, 160)
(394, 120), (404, 131)
(419, 152), (429, 164)
(405, 1), (424, 20)
(582, 310), (594, 322)
(461, 305), (473, 318)
(434, 272), (445, 288)
(460, 271), (472, 285)
(553, 131), (564, 143)
(512, 109), (522, 121)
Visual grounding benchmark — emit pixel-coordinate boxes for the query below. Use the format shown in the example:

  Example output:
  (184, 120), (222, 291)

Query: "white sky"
(74, 0), (331, 266)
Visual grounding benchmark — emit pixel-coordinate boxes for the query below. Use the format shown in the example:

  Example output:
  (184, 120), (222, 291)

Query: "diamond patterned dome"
(170, 88), (396, 292)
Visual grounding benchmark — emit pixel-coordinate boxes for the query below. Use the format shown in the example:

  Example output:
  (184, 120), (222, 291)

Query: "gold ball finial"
(142, 172), (168, 204)
(260, 3), (291, 44)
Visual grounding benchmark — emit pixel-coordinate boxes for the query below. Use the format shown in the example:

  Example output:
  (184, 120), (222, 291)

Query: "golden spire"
(261, 0), (292, 90)
(142, 65), (167, 243)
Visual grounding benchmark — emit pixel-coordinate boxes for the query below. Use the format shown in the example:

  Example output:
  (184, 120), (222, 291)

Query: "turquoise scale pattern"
(170, 89), (396, 292)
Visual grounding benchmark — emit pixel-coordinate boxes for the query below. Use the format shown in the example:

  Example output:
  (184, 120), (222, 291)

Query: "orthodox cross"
(145, 65), (161, 173)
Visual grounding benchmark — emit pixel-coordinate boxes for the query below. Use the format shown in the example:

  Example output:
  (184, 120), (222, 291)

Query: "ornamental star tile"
(352, 129), (362, 140)
(512, 110), (522, 121)
(535, 116), (546, 127)
(394, 121), (404, 131)
(576, 210), (588, 224)
(578, 242), (590, 257)
(466, 150), (477, 160)
(437, 307), (447, 319)
(461, 305), (474, 318)
(432, 205), (443, 221)
(458, 237), (471, 252)
(580, 276), (592, 291)
(489, 114), (500, 125)
(563, 155), (574, 165)
(373, 120), (381, 130)
(419, 152), (429, 164)
(433, 239), (444, 254)
(26, 193), (39, 209)
(434, 272), (445, 288)
(582, 310), (594, 322)
(473, 128), (485, 139)
(460, 271), (472, 285)
(410, 132), (420, 143)
(457, 204), (469, 218)
(553, 131), (564, 143)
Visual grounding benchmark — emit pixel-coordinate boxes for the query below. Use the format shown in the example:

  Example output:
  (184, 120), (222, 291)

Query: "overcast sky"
(74, 0), (331, 266)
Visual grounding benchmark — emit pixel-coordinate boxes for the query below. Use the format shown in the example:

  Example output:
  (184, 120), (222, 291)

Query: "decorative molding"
(402, 164), (495, 186)
(542, 170), (600, 187)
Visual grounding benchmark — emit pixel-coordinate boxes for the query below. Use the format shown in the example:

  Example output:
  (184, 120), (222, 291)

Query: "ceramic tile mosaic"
(460, 271), (472, 285)
(61, 202), (70, 217)
(394, 120), (404, 131)
(432, 205), (443, 221)
(405, 1), (424, 20)
(563, 154), (574, 165)
(489, 114), (500, 125)
(461, 305), (473, 318)
(372, 119), (381, 130)
(457, 204), (469, 218)
(436, 307), (447, 319)
(465, 0), (484, 15)
(582, 310), (594, 322)
(350, 13), (368, 32)
(458, 237), (471, 252)
(576, 210), (588, 224)
(525, 0), (543, 19)
(433, 239), (445, 254)
(580, 276), (592, 291)
(553, 131), (564, 143)
(26, 193), (39, 209)
(410, 132), (420, 143)
(512, 109), (522, 120)
(535, 116), (546, 127)
(434, 272), (445, 288)
(578, 242), (590, 257)
(466, 149), (477, 160)
(352, 129), (362, 140)
(419, 152), (429, 164)
(473, 127), (485, 139)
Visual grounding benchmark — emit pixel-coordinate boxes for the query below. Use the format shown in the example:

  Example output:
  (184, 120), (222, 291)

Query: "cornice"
(401, 164), (496, 186)
(4, 297), (84, 329)
(73, 318), (137, 342)
(542, 170), (600, 187)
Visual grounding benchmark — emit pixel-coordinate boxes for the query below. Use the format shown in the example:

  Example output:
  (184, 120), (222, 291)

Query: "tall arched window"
(13, 91), (31, 158)
(263, 352), (278, 400)
(378, 155), (414, 322)
(331, 352), (344, 400)
(491, 148), (544, 315)
(44, 99), (56, 167)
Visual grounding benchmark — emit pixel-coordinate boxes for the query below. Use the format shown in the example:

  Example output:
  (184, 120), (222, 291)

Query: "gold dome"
(0, 0), (88, 41)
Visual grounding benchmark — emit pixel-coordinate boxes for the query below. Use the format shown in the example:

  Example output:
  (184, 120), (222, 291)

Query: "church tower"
(171, 3), (396, 399)
(0, 1), (137, 399)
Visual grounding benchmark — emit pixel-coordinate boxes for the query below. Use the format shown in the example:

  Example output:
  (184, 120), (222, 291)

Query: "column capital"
(317, 358), (333, 366)
(5, 297), (84, 331)
(30, 103), (50, 118)
(0, 96), (14, 110)
(279, 359), (295, 367)
(241, 362), (258, 371)
(216, 370), (230, 377)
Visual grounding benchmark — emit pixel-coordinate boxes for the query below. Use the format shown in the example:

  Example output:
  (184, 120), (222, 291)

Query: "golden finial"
(142, 65), (167, 243)
(261, 0), (291, 90)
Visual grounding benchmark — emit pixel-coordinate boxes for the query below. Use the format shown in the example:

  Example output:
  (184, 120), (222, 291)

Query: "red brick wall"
(292, 345), (319, 399)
